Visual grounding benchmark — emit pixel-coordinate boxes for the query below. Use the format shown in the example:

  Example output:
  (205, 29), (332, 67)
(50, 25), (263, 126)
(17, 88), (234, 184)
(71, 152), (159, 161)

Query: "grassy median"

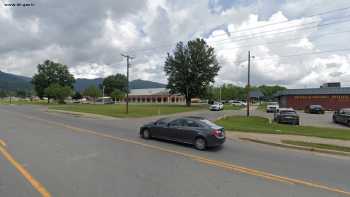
(215, 116), (350, 140)
(49, 104), (209, 118)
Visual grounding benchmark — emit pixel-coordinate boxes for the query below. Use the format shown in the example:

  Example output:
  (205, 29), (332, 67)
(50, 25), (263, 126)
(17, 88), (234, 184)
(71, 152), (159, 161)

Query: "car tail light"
(210, 129), (222, 137)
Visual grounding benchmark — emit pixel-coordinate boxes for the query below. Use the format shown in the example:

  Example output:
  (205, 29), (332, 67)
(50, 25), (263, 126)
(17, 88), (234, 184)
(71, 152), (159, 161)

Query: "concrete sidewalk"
(226, 131), (350, 156)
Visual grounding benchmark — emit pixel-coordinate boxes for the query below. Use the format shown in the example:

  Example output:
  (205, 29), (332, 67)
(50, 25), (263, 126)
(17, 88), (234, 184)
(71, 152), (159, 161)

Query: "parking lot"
(254, 108), (349, 129)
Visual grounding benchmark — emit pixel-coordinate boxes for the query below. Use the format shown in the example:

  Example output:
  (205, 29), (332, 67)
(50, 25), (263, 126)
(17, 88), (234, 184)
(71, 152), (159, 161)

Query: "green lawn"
(282, 140), (350, 153)
(215, 116), (350, 140)
(50, 104), (208, 118)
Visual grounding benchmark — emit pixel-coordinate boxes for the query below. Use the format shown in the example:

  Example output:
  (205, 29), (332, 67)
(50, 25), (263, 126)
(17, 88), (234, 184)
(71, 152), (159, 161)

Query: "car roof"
(157, 116), (207, 123)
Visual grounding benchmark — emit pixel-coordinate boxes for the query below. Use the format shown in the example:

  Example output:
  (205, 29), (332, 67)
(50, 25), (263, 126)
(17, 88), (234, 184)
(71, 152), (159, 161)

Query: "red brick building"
(276, 85), (350, 110)
(128, 88), (185, 104)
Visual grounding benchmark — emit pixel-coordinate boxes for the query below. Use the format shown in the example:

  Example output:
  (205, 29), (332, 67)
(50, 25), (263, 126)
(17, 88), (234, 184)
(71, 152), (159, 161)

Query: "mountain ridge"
(0, 71), (166, 92)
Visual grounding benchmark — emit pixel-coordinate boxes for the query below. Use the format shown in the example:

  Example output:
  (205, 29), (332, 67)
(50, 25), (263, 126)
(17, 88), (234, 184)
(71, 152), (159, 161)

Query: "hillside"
(0, 71), (32, 92)
(0, 71), (166, 93)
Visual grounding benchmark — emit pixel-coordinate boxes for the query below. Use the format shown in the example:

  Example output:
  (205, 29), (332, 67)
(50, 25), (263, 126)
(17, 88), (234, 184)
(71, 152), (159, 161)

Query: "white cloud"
(0, 0), (349, 88)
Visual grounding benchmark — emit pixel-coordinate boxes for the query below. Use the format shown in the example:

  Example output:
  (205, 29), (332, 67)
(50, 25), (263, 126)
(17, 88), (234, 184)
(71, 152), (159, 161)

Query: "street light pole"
(121, 54), (134, 114)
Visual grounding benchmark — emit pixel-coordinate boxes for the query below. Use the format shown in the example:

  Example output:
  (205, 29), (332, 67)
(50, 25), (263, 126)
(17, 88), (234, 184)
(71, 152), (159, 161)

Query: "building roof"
(275, 87), (350, 97)
(129, 88), (169, 96)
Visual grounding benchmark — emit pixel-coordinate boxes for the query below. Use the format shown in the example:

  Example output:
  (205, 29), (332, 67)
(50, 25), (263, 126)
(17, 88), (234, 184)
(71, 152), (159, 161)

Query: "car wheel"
(141, 129), (151, 139)
(347, 121), (350, 127)
(194, 137), (206, 150)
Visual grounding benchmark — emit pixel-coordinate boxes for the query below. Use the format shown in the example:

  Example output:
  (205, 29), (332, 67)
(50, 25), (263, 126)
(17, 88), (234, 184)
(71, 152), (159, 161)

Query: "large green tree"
(110, 89), (125, 103)
(102, 74), (127, 96)
(258, 85), (286, 99)
(83, 85), (101, 103)
(164, 38), (220, 106)
(32, 60), (75, 101)
(44, 83), (73, 104)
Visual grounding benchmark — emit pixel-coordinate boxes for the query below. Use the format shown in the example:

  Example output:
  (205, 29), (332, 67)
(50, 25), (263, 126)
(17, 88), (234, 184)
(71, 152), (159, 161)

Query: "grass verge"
(50, 104), (207, 118)
(282, 140), (350, 153)
(215, 116), (350, 140)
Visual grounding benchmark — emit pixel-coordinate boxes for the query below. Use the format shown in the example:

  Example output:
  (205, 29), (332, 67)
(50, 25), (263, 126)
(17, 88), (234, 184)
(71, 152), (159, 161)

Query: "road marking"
(2, 109), (350, 196)
(0, 138), (6, 147)
(0, 142), (52, 197)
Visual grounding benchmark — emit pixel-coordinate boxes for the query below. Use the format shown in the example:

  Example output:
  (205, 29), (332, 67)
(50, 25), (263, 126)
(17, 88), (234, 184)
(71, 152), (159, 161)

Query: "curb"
(235, 137), (350, 157)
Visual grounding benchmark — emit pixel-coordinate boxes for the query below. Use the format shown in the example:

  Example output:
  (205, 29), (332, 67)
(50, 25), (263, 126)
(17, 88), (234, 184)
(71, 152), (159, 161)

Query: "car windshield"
(310, 105), (321, 108)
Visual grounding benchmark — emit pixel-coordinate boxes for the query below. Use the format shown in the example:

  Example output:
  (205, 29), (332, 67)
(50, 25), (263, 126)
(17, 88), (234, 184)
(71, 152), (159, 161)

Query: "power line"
(213, 29), (350, 51)
(126, 5), (350, 55)
(128, 16), (350, 56)
(231, 48), (350, 62)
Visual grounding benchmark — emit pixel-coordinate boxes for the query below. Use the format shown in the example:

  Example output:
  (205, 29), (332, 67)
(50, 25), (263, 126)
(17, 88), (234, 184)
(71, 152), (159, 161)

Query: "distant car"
(274, 108), (300, 125)
(304, 105), (325, 114)
(231, 100), (246, 107)
(333, 108), (350, 126)
(266, 102), (279, 113)
(209, 102), (224, 111)
(139, 117), (225, 150)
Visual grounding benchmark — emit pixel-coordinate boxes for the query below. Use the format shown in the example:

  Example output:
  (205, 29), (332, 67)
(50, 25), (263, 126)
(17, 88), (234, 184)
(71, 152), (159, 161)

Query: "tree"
(44, 84), (73, 104)
(110, 89), (125, 103)
(164, 38), (220, 106)
(83, 85), (101, 103)
(16, 90), (27, 98)
(0, 90), (7, 98)
(72, 91), (83, 100)
(258, 85), (286, 99)
(102, 74), (127, 96)
(32, 60), (75, 102)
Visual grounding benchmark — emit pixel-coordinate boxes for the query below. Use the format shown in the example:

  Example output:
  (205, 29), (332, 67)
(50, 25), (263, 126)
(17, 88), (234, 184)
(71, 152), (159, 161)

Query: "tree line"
(3, 38), (286, 105)
(30, 60), (128, 104)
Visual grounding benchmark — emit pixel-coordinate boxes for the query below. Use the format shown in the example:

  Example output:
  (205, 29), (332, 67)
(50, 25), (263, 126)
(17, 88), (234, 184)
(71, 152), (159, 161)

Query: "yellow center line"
(0, 143), (52, 197)
(0, 138), (6, 147)
(2, 108), (350, 196)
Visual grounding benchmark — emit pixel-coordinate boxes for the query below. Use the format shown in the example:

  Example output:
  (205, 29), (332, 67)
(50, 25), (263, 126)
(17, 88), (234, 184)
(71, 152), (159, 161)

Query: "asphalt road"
(1, 105), (350, 197)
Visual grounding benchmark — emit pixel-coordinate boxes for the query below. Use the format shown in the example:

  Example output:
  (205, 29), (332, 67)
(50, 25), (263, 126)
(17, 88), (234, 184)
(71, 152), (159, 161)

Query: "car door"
(167, 119), (185, 141)
(338, 109), (346, 123)
(179, 119), (200, 143)
(152, 119), (168, 138)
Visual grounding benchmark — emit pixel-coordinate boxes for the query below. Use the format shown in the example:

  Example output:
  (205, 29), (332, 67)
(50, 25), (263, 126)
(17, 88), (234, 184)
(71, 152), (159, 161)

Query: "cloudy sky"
(1, 0), (350, 88)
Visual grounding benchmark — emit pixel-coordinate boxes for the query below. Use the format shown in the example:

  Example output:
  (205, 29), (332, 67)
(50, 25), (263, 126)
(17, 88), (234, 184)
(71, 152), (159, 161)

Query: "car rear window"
(199, 119), (221, 129)
(281, 111), (296, 115)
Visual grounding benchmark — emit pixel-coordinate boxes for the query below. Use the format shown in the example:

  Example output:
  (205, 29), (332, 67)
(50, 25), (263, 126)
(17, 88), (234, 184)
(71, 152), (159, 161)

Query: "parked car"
(333, 108), (350, 126)
(304, 105), (325, 114)
(274, 108), (300, 125)
(231, 100), (247, 107)
(266, 102), (279, 113)
(209, 102), (224, 111)
(139, 117), (225, 150)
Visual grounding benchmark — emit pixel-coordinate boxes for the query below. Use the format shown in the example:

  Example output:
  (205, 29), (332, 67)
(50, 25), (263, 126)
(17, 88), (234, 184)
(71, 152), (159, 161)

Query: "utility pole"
(246, 51), (251, 117)
(121, 54), (134, 114)
(102, 85), (105, 104)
